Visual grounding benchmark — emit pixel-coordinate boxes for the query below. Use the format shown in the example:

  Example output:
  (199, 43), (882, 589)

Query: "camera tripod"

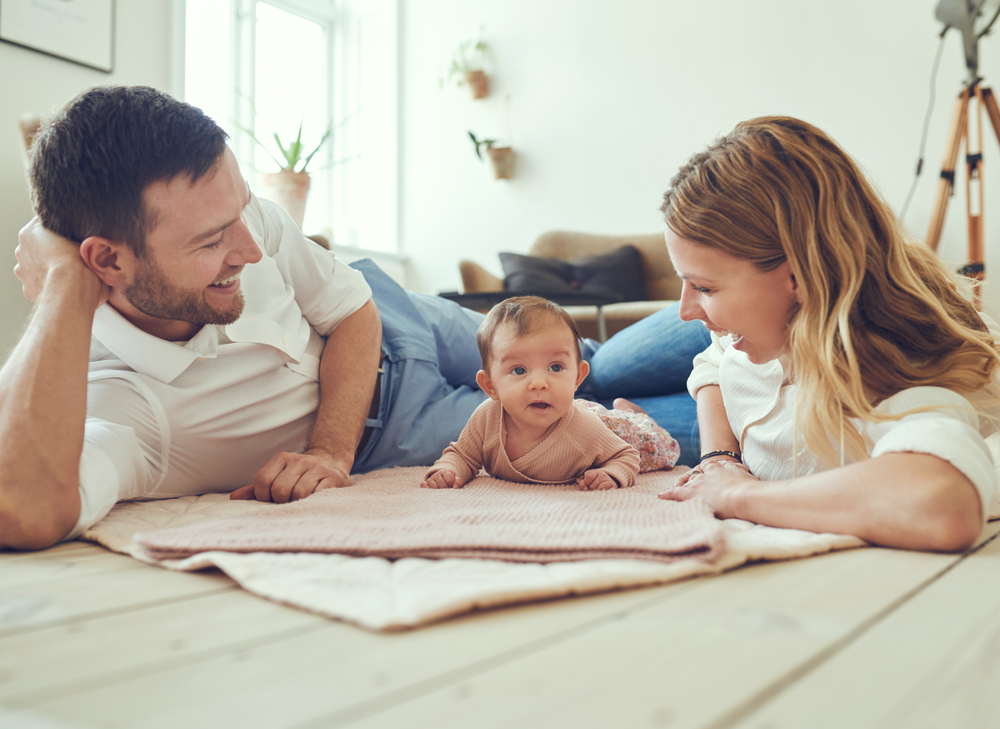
(925, 79), (1000, 307)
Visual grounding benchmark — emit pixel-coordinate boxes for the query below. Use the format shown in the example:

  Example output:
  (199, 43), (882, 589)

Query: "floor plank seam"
(701, 529), (1000, 729)
(4, 622), (329, 709)
(288, 577), (714, 729)
(0, 585), (238, 640)
(2, 562), (163, 590)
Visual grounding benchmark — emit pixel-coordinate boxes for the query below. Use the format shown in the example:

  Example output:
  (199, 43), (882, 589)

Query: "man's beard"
(123, 256), (245, 326)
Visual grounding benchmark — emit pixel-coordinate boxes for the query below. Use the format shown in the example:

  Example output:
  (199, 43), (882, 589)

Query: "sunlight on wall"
(183, 0), (229, 131)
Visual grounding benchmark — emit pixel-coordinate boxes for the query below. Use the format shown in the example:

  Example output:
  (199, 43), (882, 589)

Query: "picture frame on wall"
(0, 0), (114, 73)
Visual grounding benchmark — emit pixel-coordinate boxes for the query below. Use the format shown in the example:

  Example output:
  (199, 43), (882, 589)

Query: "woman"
(655, 116), (1000, 552)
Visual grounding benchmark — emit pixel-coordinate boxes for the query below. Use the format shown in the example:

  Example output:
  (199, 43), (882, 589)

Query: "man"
(0, 85), (487, 550)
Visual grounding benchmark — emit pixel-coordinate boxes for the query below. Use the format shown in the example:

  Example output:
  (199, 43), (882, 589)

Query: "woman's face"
(666, 229), (800, 365)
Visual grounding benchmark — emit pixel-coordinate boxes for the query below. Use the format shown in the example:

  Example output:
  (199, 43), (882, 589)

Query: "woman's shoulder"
(875, 385), (978, 413)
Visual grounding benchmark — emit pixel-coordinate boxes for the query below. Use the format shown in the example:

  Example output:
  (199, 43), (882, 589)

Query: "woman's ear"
(476, 369), (500, 401)
(575, 359), (590, 388)
(79, 236), (130, 288)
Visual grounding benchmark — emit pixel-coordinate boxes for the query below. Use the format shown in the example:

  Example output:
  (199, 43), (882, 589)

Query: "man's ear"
(79, 236), (130, 288)
(476, 369), (500, 401)
(574, 359), (590, 389)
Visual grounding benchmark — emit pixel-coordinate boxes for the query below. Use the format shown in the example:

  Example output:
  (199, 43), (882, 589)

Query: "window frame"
(177, 0), (399, 255)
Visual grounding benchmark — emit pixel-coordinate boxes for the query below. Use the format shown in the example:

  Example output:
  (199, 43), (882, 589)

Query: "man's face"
(114, 148), (263, 339)
(122, 252), (245, 327)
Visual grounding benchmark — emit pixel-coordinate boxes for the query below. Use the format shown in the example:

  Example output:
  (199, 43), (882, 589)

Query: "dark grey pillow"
(499, 245), (647, 302)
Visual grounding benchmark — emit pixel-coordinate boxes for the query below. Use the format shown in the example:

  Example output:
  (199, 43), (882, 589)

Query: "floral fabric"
(578, 400), (680, 472)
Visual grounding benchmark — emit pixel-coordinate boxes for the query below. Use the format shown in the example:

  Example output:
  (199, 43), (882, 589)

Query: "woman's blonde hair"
(661, 116), (1000, 465)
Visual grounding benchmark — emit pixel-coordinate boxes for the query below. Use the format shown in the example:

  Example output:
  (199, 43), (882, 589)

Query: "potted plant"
(240, 120), (332, 229)
(469, 131), (514, 180)
(441, 38), (490, 99)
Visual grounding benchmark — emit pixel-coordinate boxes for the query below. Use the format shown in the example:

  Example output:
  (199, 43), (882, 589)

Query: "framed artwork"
(0, 0), (114, 72)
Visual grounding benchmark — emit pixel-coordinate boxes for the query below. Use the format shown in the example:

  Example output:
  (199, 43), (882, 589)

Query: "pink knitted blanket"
(135, 467), (724, 564)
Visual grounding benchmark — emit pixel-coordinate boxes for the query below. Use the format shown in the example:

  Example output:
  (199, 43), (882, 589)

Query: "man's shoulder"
(242, 195), (284, 258)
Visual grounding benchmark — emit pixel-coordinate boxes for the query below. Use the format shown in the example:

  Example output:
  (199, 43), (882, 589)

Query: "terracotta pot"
(260, 170), (311, 229)
(464, 70), (489, 99)
(486, 146), (514, 179)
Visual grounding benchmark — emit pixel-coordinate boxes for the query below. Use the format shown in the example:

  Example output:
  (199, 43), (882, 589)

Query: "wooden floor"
(2, 521), (999, 729)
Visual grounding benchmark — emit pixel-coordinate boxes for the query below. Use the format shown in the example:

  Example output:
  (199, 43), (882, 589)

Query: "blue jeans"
(577, 303), (711, 465)
(351, 260), (488, 472)
(351, 260), (710, 470)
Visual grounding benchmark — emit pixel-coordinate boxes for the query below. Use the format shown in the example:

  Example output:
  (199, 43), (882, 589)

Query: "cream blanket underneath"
(81, 467), (873, 630)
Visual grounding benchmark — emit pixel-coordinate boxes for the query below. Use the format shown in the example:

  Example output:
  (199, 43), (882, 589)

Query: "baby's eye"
(512, 366), (527, 375)
(550, 363), (564, 373)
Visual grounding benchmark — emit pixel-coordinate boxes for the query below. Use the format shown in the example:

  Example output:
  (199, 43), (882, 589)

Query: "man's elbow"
(0, 480), (80, 551)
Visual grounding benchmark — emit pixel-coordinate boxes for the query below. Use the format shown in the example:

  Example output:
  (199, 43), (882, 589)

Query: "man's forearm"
(306, 299), (383, 470)
(0, 264), (104, 548)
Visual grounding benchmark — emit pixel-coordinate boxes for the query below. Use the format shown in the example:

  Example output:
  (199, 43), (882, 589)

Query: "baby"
(420, 296), (642, 491)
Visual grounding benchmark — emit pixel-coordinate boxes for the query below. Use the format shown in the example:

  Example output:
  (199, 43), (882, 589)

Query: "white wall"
(2, 0), (999, 359)
(399, 0), (1000, 320)
(0, 0), (176, 358)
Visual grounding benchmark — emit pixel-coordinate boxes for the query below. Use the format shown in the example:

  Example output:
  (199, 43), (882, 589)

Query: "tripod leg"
(964, 87), (985, 308)
(983, 88), (1000, 146)
(926, 89), (970, 252)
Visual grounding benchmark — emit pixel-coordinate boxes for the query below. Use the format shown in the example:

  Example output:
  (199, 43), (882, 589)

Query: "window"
(182, 0), (397, 253)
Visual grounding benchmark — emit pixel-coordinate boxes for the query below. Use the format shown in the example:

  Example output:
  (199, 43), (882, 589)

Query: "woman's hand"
(659, 459), (755, 519)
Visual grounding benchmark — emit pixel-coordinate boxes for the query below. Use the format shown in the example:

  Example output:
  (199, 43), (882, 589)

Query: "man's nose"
(226, 219), (263, 266)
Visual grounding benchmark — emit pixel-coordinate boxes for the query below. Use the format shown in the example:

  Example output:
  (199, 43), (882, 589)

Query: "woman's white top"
(686, 318), (1000, 522)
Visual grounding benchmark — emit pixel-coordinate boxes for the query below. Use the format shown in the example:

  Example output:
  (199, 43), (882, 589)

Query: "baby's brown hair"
(476, 296), (583, 370)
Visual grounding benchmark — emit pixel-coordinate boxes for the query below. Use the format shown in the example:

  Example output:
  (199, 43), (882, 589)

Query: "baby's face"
(482, 320), (587, 433)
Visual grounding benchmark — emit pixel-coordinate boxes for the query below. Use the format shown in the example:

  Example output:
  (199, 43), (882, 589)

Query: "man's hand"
(14, 218), (105, 303)
(420, 469), (466, 489)
(577, 470), (618, 491)
(230, 448), (352, 502)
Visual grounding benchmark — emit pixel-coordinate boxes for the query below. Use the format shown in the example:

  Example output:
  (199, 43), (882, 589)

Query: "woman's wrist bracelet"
(699, 450), (742, 464)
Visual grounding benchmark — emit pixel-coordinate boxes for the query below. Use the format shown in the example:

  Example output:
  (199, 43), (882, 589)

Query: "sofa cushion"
(499, 245), (648, 302)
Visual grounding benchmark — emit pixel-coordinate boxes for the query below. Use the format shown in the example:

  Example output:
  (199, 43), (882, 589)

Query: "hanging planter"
(486, 146), (515, 179)
(469, 131), (515, 180)
(441, 38), (490, 100)
(463, 69), (490, 99)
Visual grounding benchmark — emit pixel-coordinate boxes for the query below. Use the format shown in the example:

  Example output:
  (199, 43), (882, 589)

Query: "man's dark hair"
(28, 85), (229, 257)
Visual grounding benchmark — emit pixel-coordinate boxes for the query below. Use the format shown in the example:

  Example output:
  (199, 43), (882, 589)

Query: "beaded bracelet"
(699, 450), (742, 464)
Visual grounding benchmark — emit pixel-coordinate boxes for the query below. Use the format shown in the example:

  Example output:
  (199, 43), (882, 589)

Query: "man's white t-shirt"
(71, 195), (372, 538)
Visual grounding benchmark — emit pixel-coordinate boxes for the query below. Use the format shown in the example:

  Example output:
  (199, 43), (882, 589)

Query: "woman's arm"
(695, 384), (741, 461)
(660, 452), (983, 552)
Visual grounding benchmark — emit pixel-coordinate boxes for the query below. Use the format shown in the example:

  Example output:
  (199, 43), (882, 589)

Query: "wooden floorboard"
(302, 547), (965, 729)
(0, 590), (325, 707)
(18, 580), (703, 729)
(0, 546), (147, 590)
(729, 527), (1000, 729)
(0, 558), (234, 638)
(3, 523), (998, 729)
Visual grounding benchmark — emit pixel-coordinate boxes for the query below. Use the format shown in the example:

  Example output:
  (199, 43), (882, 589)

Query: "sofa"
(458, 231), (681, 340)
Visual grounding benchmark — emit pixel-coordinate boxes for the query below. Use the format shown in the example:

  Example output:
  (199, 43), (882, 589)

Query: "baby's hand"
(577, 470), (618, 491)
(420, 469), (464, 489)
